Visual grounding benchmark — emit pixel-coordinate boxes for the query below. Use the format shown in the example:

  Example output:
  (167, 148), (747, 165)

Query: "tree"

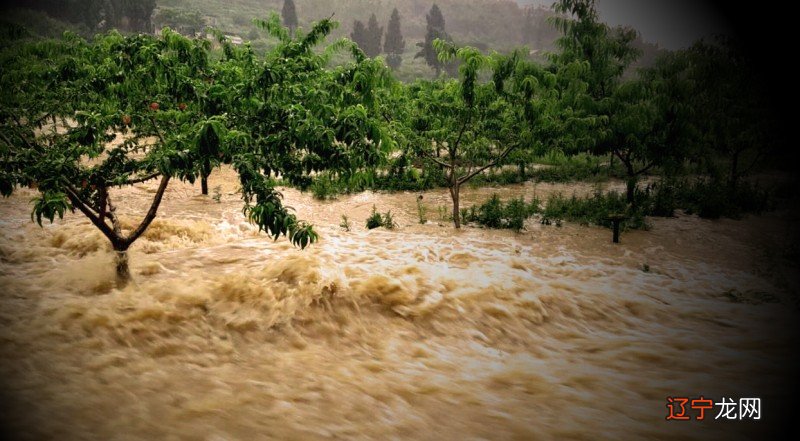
(1, 16), (386, 286)
(154, 7), (206, 37)
(363, 13), (383, 58)
(415, 4), (451, 76)
(350, 19), (367, 53)
(685, 38), (772, 191)
(602, 58), (695, 204)
(408, 42), (568, 228)
(551, 0), (639, 101)
(551, 0), (645, 203)
(384, 8), (405, 70)
(281, 0), (298, 36)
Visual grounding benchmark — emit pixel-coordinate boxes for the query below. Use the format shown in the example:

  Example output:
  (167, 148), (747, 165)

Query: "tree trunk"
(114, 246), (131, 287)
(518, 162), (526, 179)
(201, 159), (210, 195)
(451, 182), (461, 229)
(623, 159), (636, 205)
(609, 152), (615, 176)
(729, 149), (740, 192)
(626, 176), (636, 205)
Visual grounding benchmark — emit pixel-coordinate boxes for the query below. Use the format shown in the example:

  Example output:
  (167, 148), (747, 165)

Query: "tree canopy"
(0, 14), (388, 285)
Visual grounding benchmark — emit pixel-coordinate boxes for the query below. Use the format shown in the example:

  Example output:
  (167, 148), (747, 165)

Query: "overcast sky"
(521, 0), (731, 49)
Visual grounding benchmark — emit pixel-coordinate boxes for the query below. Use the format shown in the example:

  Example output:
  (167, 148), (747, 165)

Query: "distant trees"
(364, 13), (383, 57)
(4, 0), (156, 33)
(350, 13), (383, 58)
(384, 8), (405, 69)
(350, 20), (367, 53)
(281, 0), (298, 35)
(415, 4), (455, 76)
(154, 8), (205, 37)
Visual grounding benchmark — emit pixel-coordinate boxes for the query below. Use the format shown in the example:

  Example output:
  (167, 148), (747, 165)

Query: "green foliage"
(339, 214), (351, 231)
(382, 210), (397, 229)
(1, 14), (388, 283)
(645, 178), (772, 220)
(542, 191), (648, 230)
(364, 205), (397, 230)
(310, 173), (340, 200)
(365, 205), (383, 229)
(30, 191), (69, 226)
(462, 194), (537, 232)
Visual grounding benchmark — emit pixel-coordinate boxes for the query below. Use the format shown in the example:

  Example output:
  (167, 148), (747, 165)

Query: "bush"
(528, 152), (616, 183)
(309, 173), (344, 200)
(366, 205), (383, 229)
(463, 194), (538, 231)
(645, 178), (772, 219)
(339, 214), (351, 231)
(365, 205), (398, 230)
(542, 191), (649, 230)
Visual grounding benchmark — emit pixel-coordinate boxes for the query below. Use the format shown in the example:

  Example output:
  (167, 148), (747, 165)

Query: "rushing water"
(0, 166), (797, 440)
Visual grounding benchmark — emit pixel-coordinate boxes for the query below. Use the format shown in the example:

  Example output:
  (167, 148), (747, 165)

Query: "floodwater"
(0, 166), (797, 440)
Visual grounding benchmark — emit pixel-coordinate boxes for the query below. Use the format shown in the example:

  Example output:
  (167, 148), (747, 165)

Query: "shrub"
(339, 214), (351, 231)
(366, 205), (383, 229)
(463, 194), (537, 231)
(542, 191), (649, 230)
(365, 205), (398, 230)
(416, 196), (427, 224)
(382, 210), (398, 229)
(310, 173), (342, 200)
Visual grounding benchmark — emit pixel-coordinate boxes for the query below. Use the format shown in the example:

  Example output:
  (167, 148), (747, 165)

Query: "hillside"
(157, 0), (559, 52)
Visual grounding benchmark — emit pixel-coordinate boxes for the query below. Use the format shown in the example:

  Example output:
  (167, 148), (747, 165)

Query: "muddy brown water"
(0, 166), (798, 440)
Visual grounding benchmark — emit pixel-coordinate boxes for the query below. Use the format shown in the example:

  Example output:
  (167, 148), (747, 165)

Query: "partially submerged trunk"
(201, 158), (211, 195)
(114, 246), (131, 287)
(626, 176), (637, 205)
(64, 175), (171, 289)
(450, 182), (461, 229)
(201, 174), (209, 195)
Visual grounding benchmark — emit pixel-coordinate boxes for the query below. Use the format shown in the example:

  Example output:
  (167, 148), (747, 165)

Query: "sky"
(519, 0), (731, 49)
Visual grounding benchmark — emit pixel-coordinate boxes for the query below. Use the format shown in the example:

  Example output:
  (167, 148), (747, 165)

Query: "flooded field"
(1, 166), (798, 440)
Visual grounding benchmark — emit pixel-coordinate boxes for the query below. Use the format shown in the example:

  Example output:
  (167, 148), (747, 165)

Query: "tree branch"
(425, 153), (453, 169)
(149, 116), (166, 144)
(63, 185), (118, 243)
(457, 143), (517, 185)
(112, 172), (162, 186)
(634, 161), (656, 176)
(122, 175), (171, 247)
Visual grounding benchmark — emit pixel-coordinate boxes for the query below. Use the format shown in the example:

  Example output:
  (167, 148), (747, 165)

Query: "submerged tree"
(551, 0), (644, 203)
(384, 8), (405, 69)
(685, 38), (773, 191)
(408, 42), (579, 228)
(1, 16), (387, 286)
